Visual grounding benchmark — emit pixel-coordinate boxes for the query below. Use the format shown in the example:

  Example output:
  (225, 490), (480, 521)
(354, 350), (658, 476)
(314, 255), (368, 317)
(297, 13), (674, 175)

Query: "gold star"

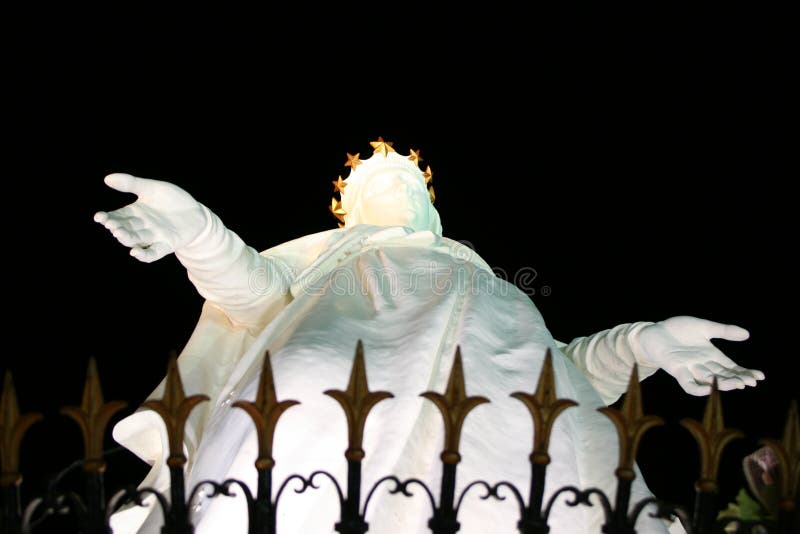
(329, 197), (346, 222)
(408, 149), (423, 167)
(332, 176), (348, 193)
(344, 153), (362, 169)
(330, 197), (346, 215)
(370, 136), (396, 157)
(423, 165), (433, 184)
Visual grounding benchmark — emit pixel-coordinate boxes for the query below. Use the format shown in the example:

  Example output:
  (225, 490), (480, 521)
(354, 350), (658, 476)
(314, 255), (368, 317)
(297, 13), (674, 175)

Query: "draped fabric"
(111, 225), (676, 533)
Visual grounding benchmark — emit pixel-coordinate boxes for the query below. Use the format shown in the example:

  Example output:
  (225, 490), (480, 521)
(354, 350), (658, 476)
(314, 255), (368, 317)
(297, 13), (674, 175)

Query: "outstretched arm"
(95, 173), (294, 330)
(559, 316), (764, 404)
(558, 322), (658, 404)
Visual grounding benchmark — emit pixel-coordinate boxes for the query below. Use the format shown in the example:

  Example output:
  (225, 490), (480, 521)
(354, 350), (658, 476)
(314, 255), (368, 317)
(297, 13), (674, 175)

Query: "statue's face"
(357, 168), (431, 230)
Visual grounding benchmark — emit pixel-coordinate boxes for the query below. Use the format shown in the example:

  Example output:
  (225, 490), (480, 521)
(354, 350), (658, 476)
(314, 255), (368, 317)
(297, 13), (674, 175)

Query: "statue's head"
(329, 139), (442, 235)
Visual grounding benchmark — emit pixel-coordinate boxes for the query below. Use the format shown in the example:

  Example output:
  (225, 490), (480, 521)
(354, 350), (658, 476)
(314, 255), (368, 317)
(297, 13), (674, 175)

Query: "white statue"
(95, 141), (763, 533)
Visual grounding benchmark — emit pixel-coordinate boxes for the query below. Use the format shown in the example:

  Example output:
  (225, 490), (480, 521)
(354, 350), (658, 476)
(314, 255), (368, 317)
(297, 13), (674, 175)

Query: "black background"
(6, 4), (797, 528)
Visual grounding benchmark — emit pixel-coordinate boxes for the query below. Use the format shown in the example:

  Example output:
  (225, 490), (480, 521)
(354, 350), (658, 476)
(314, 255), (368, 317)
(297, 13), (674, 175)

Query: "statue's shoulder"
(258, 228), (345, 271)
(260, 229), (339, 253)
(438, 236), (494, 273)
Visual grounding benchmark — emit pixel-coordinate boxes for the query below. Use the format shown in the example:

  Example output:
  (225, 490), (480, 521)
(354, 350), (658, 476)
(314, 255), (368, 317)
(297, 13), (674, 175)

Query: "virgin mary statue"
(95, 139), (762, 533)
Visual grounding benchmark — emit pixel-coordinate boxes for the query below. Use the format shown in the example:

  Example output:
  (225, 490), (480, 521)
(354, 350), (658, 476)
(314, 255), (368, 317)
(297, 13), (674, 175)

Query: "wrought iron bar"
(421, 347), (489, 534)
(598, 365), (664, 534)
(511, 349), (578, 534)
(324, 340), (392, 534)
(0, 371), (42, 534)
(681, 379), (743, 534)
(233, 350), (300, 534)
(140, 355), (208, 534)
(2, 484), (21, 534)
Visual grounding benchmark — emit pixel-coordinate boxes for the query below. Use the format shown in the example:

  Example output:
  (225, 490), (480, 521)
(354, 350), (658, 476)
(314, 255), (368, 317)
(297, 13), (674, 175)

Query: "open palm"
(94, 173), (207, 263)
(636, 316), (764, 395)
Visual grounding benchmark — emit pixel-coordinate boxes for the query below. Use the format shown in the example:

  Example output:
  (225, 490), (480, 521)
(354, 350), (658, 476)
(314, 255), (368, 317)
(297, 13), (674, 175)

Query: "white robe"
(111, 219), (679, 533)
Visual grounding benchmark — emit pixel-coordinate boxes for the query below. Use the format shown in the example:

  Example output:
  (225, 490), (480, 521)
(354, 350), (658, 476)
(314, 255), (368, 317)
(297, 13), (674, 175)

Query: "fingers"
(104, 173), (159, 197)
(98, 213), (170, 263)
(99, 216), (124, 231)
(696, 318), (750, 341)
(130, 242), (171, 263)
(676, 360), (765, 396)
(103, 173), (139, 193)
(100, 215), (145, 233)
(707, 374), (747, 390)
(111, 228), (155, 248)
(96, 209), (140, 233)
(718, 324), (750, 341)
(699, 362), (744, 382)
(677, 372), (744, 395)
(674, 368), (712, 396)
(95, 204), (132, 223)
(705, 360), (763, 387)
(694, 363), (747, 389)
(692, 364), (747, 389)
(682, 382), (712, 396)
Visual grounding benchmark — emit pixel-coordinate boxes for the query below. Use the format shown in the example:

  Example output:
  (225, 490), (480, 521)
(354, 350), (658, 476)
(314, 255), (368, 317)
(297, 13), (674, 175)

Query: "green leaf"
(717, 488), (769, 522)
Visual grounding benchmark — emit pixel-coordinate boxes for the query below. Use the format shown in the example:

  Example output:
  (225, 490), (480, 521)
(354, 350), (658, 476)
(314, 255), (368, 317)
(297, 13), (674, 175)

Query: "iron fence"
(1, 343), (797, 534)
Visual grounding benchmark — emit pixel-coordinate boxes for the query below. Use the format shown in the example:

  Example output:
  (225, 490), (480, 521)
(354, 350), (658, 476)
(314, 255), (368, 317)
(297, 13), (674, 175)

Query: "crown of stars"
(329, 138), (438, 226)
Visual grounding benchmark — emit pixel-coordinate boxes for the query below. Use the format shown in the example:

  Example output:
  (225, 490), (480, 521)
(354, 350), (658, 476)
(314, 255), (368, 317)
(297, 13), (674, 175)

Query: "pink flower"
(742, 446), (780, 516)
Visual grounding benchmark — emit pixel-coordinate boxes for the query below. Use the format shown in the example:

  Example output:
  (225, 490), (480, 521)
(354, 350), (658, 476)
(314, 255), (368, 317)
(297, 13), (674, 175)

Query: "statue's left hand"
(635, 316), (765, 395)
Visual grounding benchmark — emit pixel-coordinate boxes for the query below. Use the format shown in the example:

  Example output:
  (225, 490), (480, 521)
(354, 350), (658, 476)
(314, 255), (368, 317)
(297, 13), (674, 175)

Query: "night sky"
(7, 6), (796, 530)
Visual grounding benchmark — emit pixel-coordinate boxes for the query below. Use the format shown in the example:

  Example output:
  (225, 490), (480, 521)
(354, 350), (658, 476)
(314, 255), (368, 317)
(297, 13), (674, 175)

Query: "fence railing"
(1, 343), (797, 534)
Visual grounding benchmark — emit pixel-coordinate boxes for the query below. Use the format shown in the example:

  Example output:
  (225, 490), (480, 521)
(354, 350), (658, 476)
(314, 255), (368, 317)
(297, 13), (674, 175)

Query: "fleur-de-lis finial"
(233, 351), (299, 470)
(142, 354), (209, 468)
(598, 365), (665, 480)
(759, 400), (799, 511)
(511, 349), (578, 465)
(369, 136), (396, 157)
(680, 378), (743, 492)
(421, 347), (490, 464)
(0, 371), (42, 486)
(60, 359), (127, 472)
(324, 341), (393, 461)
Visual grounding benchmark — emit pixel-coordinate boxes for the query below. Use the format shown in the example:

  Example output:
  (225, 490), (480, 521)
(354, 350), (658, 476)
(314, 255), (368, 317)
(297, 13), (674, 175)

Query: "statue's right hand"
(94, 173), (207, 263)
